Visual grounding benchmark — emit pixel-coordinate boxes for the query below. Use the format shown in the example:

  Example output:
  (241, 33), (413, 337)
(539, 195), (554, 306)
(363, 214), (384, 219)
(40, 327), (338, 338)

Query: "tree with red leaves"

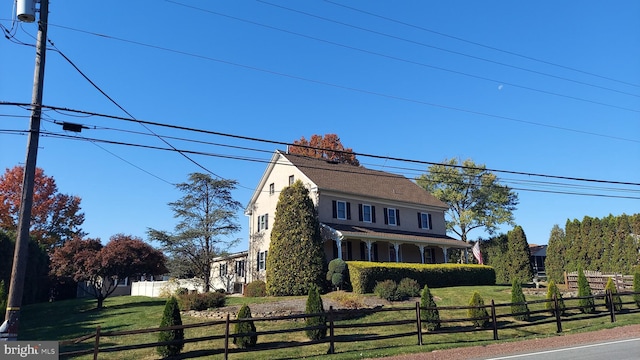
(50, 234), (167, 309)
(289, 134), (359, 166)
(0, 166), (85, 250)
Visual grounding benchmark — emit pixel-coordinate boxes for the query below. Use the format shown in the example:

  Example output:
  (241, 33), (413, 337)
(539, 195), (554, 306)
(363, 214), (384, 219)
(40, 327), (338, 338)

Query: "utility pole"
(0, 0), (49, 341)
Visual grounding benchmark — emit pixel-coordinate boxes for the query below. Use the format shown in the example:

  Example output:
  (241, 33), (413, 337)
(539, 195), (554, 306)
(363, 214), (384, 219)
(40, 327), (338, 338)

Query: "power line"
(323, 0), (640, 89)
(3, 101), (636, 187)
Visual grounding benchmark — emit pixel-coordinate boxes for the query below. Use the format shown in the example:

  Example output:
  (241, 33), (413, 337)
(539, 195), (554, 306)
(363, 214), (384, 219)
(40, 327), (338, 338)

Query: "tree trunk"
(97, 295), (104, 309)
(203, 272), (210, 293)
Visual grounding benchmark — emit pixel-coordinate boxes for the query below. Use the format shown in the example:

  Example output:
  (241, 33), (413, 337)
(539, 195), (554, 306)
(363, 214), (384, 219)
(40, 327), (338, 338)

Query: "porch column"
(442, 246), (448, 263)
(336, 236), (343, 260)
(366, 240), (373, 261)
(418, 244), (426, 264)
(393, 242), (400, 263)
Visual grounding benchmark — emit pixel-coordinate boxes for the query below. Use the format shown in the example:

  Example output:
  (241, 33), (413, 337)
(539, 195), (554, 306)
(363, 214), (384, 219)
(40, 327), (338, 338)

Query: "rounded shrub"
(397, 278), (421, 299)
(245, 280), (267, 297)
(420, 284), (440, 331)
(326, 258), (348, 290)
(157, 296), (184, 358)
(233, 304), (257, 348)
(305, 285), (327, 340)
(468, 291), (489, 328)
(374, 280), (400, 301)
(604, 277), (622, 312)
(510, 280), (530, 321)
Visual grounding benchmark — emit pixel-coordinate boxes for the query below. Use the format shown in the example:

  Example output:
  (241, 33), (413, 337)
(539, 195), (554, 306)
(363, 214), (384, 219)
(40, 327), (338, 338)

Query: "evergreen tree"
(604, 277), (622, 312)
(505, 226), (533, 283)
(633, 270), (640, 309)
(267, 180), (326, 296)
(545, 280), (565, 316)
(233, 304), (257, 348)
(510, 280), (530, 321)
(577, 268), (595, 314)
(305, 285), (327, 340)
(483, 234), (509, 284)
(420, 284), (440, 331)
(468, 291), (489, 328)
(157, 296), (184, 358)
(545, 225), (567, 284)
(326, 258), (347, 291)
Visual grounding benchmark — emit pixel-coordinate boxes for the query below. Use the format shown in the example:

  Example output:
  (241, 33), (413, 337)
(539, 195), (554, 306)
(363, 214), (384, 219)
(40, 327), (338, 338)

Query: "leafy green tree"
(420, 284), (440, 331)
(468, 291), (489, 328)
(233, 304), (257, 348)
(416, 158), (518, 245)
(506, 226), (533, 283)
(483, 234), (509, 284)
(267, 180), (326, 296)
(545, 225), (567, 284)
(157, 296), (184, 358)
(545, 280), (565, 316)
(148, 174), (241, 293)
(604, 277), (622, 312)
(326, 258), (347, 291)
(510, 280), (530, 321)
(577, 268), (595, 314)
(304, 285), (327, 340)
(634, 270), (640, 308)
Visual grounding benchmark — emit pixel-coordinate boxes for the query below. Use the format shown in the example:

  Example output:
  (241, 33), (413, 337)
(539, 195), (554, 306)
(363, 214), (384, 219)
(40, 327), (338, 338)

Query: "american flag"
(472, 241), (483, 265)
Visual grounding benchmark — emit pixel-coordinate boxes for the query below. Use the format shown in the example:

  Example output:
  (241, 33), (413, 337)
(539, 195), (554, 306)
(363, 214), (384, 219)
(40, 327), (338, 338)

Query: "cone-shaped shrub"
(634, 270), (640, 309)
(157, 296), (184, 358)
(420, 284), (440, 331)
(305, 285), (327, 340)
(577, 268), (595, 314)
(468, 291), (489, 328)
(545, 280), (565, 316)
(604, 278), (622, 312)
(511, 280), (530, 321)
(233, 304), (257, 348)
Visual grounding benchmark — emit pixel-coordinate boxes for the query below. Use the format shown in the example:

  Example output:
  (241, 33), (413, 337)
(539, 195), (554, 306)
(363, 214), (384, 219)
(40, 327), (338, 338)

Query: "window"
(389, 245), (401, 262)
(235, 260), (245, 277)
(269, 183), (275, 195)
(424, 248), (435, 264)
(359, 204), (373, 223)
(385, 208), (399, 226)
(257, 214), (268, 231)
(289, 175), (295, 185)
(418, 212), (432, 229)
(258, 251), (268, 271)
(332, 200), (351, 220)
(219, 263), (227, 276)
(116, 277), (128, 286)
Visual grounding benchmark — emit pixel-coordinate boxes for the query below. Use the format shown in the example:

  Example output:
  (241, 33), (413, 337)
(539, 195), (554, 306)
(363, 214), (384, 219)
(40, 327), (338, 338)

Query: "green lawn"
(19, 286), (640, 360)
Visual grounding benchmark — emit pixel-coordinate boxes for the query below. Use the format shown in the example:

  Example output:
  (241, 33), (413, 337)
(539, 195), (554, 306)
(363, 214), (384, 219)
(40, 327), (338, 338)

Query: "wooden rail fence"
(565, 271), (633, 291)
(59, 290), (640, 359)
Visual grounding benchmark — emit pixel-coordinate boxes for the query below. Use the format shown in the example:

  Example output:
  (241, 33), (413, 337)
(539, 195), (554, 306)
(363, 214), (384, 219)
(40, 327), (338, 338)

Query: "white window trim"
(336, 200), (347, 220)
(421, 212), (430, 229)
(258, 251), (267, 271)
(388, 208), (397, 226)
(362, 204), (372, 223)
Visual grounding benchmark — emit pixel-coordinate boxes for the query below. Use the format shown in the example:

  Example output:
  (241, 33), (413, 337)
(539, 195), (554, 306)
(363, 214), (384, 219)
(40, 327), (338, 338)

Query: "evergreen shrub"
(326, 258), (348, 290)
(604, 278), (622, 312)
(510, 280), (530, 321)
(634, 270), (640, 309)
(233, 304), (257, 348)
(397, 278), (421, 298)
(374, 280), (400, 301)
(577, 268), (595, 314)
(468, 291), (489, 328)
(305, 286), (327, 340)
(157, 296), (184, 358)
(420, 284), (440, 331)
(178, 292), (225, 311)
(545, 280), (566, 316)
(245, 280), (266, 297)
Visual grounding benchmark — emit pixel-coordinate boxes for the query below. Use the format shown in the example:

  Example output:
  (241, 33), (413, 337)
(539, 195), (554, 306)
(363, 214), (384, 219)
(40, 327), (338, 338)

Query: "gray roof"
(281, 151), (448, 209)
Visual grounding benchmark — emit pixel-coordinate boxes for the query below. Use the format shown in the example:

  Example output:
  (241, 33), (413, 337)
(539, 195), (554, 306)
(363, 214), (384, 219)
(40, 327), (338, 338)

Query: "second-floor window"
(257, 214), (269, 231)
(289, 175), (295, 185)
(384, 208), (400, 226)
(219, 263), (227, 276)
(332, 200), (351, 220)
(269, 183), (275, 195)
(235, 260), (245, 277)
(418, 212), (432, 229)
(359, 204), (374, 223)
(258, 251), (268, 271)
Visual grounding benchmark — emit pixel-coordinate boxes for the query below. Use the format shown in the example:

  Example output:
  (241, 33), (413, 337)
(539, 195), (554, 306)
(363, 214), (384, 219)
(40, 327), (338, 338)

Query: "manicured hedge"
(346, 261), (496, 294)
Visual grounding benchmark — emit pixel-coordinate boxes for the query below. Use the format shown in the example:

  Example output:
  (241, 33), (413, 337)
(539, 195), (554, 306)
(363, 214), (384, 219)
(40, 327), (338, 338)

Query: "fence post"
(607, 290), (616, 323)
(328, 306), (335, 354)
(553, 293), (562, 333)
(415, 302), (423, 346)
(491, 300), (498, 341)
(93, 325), (101, 360)
(224, 313), (230, 360)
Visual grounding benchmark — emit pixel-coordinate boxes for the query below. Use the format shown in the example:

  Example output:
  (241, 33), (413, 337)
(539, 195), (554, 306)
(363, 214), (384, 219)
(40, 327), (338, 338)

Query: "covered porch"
(320, 223), (470, 264)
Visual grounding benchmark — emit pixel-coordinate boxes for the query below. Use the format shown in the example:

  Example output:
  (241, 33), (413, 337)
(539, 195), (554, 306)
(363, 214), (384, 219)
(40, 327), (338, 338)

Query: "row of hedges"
(347, 261), (496, 294)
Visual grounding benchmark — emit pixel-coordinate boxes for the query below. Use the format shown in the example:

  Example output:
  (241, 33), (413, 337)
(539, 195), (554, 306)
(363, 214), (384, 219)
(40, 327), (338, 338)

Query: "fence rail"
(564, 271), (634, 290)
(59, 290), (640, 359)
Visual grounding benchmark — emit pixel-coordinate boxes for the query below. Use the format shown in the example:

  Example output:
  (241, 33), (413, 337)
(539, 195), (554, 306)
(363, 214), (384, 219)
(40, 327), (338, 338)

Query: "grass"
(19, 286), (640, 360)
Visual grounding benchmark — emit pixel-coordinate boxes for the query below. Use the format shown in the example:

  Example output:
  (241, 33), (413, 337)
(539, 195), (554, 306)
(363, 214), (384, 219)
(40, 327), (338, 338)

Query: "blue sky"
(1, 1), (639, 253)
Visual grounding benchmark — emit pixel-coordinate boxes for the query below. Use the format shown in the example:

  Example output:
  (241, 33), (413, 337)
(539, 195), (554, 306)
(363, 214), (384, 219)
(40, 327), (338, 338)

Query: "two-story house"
(244, 150), (469, 283)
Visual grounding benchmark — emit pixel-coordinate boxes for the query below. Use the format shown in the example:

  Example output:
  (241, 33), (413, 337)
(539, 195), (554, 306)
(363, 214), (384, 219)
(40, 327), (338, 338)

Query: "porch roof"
(322, 223), (470, 249)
